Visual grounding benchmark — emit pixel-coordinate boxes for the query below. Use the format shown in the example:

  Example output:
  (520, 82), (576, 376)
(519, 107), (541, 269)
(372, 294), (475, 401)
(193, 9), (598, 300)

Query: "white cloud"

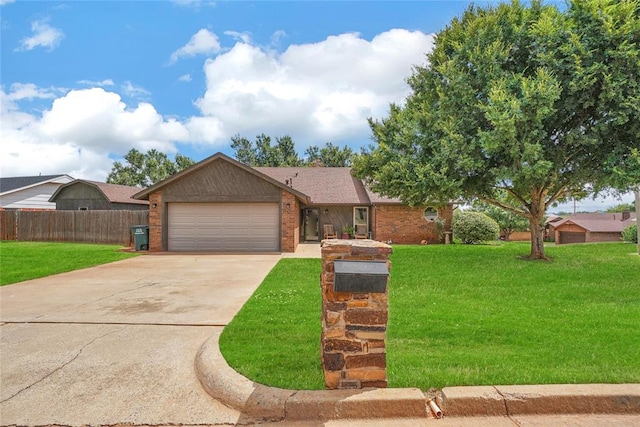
(78, 79), (115, 87)
(178, 73), (192, 82)
(1, 29), (435, 180)
(169, 29), (221, 64)
(16, 20), (64, 51)
(1, 0), (16, 6)
(224, 30), (252, 44)
(2, 82), (56, 102)
(1, 86), (190, 181)
(171, 0), (215, 8)
(193, 29), (434, 146)
(121, 81), (150, 98)
(270, 30), (286, 46)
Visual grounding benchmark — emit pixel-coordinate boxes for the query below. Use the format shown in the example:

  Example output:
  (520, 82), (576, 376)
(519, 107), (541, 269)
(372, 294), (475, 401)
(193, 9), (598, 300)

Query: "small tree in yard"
(473, 200), (530, 241)
(353, 0), (640, 260)
(622, 224), (638, 244)
(453, 212), (500, 244)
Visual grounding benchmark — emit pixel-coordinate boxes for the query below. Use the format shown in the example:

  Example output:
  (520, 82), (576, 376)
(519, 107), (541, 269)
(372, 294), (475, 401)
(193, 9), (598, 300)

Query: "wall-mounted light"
(324, 209), (329, 215)
(286, 202), (291, 209)
(152, 203), (157, 208)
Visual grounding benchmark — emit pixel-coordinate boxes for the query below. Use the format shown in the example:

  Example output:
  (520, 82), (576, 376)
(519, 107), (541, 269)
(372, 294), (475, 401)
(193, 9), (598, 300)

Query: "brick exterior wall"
(148, 191), (163, 252)
(281, 190), (299, 252)
(586, 232), (623, 243)
(321, 240), (392, 389)
(372, 204), (453, 244)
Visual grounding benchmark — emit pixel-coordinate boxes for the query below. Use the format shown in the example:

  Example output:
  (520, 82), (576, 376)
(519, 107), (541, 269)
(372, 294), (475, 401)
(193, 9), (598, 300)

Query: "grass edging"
(220, 242), (640, 390)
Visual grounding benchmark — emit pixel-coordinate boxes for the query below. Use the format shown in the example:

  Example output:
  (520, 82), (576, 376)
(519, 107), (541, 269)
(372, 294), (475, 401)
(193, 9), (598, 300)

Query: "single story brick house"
(49, 179), (149, 211)
(552, 212), (636, 244)
(133, 152), (452, 252)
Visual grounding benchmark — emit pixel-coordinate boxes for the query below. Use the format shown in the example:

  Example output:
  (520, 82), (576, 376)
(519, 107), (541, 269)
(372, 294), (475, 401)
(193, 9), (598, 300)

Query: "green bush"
(453, 211), (500, 244)
(622, 224), (638, 243)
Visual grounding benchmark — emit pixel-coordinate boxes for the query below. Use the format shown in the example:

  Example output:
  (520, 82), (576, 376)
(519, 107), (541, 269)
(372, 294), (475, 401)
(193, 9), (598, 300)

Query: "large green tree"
(107, 148), (195, 187)
(231, 134), (355, 167)
(304, 142), (354, 167)
(353, 0), (640, 260)
(231, 134), (302, 166)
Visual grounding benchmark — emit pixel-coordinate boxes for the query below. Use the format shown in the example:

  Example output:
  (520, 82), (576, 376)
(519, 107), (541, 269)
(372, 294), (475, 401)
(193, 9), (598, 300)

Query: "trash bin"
(131, 225), (149, 251)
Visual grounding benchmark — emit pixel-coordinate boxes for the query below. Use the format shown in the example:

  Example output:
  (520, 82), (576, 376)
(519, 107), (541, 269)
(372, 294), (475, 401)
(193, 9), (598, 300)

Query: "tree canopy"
(353, 0), (640, 259)
(106, 148), (195, 187)
(231, 134), (354, 167)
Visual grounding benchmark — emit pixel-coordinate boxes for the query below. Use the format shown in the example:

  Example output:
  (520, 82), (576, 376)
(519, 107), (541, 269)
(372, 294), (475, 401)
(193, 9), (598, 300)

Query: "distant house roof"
(553, 212), (636, 233)
(0, 175), (73, 195)
(50, 180), (149, 205)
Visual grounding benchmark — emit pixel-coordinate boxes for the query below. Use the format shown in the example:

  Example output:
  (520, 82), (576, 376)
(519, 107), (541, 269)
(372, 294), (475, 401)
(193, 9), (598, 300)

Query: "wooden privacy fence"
(0, 210), (149, 246)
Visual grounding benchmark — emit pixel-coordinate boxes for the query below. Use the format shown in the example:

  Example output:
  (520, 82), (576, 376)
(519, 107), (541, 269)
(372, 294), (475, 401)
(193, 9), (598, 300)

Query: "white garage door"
(168, 203), (280, 252)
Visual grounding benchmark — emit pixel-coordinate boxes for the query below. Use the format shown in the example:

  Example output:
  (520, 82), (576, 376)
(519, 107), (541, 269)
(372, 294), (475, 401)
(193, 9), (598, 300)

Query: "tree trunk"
(529, 218), (547, 260)
(636, 187), (640, 255)
(528, 191), (548, 260)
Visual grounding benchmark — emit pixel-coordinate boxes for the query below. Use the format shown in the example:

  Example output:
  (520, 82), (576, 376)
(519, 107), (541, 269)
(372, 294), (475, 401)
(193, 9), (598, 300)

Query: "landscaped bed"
(220, 242), (640, 390)
(0, 241), (139, 286)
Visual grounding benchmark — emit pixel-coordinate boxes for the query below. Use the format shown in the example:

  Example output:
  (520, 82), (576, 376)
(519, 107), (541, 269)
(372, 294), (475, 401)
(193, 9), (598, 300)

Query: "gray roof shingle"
(0, 175), (69, 194)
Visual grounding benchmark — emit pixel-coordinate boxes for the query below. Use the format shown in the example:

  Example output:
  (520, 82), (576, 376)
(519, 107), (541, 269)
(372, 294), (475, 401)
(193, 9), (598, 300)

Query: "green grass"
(220, 242), (640, 390)
(0, 241), (139, 286)
(219, 259), (324, 389)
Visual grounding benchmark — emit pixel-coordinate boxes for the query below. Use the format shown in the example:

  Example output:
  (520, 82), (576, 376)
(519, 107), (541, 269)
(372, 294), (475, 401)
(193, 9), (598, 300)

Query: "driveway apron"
(0, 254), (281, 426)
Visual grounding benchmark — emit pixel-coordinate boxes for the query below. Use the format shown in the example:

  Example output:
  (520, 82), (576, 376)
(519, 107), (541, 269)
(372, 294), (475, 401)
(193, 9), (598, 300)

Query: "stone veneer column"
(321, 239), (392, 389)
(148, 191), (162, 252)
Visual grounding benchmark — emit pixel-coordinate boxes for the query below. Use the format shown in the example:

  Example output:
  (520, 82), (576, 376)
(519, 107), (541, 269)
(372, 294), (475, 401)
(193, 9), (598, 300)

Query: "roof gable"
(50, 180), (148, 205)
(133, 152), (309, 203)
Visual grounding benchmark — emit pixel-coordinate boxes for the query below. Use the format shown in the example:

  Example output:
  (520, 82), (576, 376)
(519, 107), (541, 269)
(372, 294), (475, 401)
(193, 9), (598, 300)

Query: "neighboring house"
(552, 212), (636, 244)
(0, 175), (74, 210)
(133, 152), (453, 253)
(49, 179), (149, 211)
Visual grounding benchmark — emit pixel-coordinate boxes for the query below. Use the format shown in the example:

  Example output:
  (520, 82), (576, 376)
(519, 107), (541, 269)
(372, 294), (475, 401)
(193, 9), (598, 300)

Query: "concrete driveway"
(0, 254), (281, 426)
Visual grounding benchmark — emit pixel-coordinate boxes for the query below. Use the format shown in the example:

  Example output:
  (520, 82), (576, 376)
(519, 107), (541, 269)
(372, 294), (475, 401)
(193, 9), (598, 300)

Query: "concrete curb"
(441, 384), (640, 417)
(194, 334), (429, 422)
(195, 333), (640, 421)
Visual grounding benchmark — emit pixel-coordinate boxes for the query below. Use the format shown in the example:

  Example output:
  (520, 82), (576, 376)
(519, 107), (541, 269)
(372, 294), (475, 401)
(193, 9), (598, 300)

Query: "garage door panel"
(559, 231), (586, 244)
(168, 203), (279, 251)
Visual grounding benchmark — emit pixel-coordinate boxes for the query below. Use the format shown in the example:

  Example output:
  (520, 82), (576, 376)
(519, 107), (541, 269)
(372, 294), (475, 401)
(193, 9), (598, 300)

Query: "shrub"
(453, 211), (500, 244)
(622, 224), (638, 243)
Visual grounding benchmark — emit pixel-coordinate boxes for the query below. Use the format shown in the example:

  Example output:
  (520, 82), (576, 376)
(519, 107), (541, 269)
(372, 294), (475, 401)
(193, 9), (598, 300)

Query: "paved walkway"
(0, 254), (281, 426)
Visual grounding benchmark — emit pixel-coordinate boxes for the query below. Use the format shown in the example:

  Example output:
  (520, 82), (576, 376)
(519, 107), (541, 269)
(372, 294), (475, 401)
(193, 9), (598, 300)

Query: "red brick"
(344, 309), (388, 325)
(323, 339), (362, 353)
(345, 353), (386, 369)
(323, 352), (345, 371)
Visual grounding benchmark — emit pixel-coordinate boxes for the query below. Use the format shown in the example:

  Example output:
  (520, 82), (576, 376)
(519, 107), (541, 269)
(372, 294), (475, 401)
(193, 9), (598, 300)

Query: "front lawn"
(220, 242), (640, 390)
(0, 241), (139, 286)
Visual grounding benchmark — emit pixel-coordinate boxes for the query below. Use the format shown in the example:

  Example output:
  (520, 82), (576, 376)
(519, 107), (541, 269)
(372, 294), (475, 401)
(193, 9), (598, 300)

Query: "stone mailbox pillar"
(320, 239), (392, 389)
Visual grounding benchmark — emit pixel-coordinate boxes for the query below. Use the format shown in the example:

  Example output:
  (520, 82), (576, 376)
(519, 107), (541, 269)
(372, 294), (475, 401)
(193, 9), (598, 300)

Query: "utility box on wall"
(334, 260), (389, 293)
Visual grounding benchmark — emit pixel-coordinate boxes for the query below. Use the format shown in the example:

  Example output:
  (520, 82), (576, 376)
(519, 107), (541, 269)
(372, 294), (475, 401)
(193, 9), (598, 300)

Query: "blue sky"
(0, 0), (633, 211)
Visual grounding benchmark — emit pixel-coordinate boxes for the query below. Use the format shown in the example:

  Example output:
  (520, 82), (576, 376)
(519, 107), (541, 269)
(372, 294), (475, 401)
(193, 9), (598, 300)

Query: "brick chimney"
(622, 211), (630, 221)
